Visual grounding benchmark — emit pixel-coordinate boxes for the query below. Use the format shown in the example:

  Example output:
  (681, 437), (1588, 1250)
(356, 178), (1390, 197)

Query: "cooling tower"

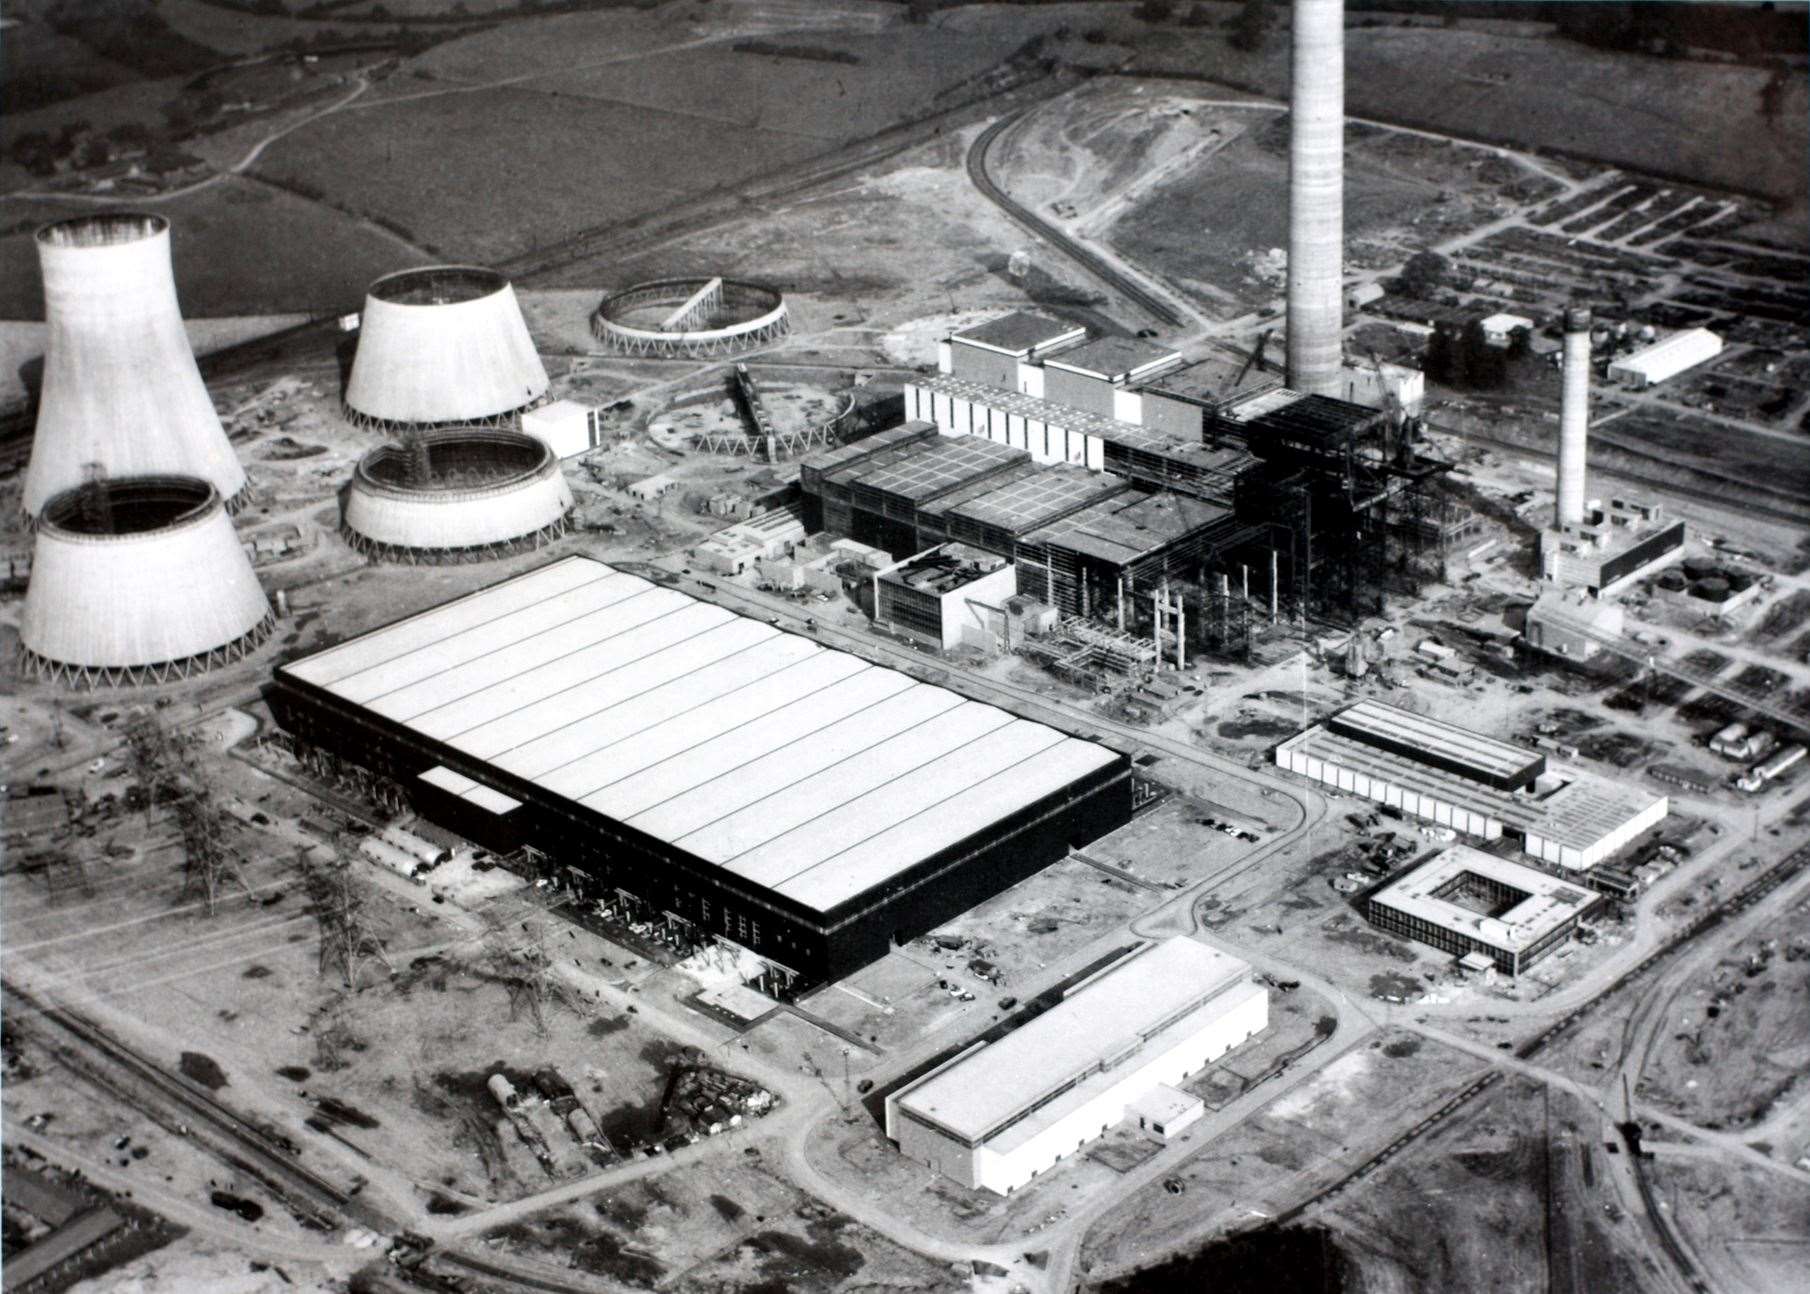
(22, 215), (249, 519)
(344, 267), (549, 432)
(341, 427), (574, 564)
(1286, 0), (1346, 398)
(21, 476), (274, 688)
(1556, 306), (1592, 528)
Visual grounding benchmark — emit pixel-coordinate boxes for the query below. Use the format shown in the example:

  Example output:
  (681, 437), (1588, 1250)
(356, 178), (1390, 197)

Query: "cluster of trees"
(1424, 318), (1526, 391)
(9, 120), (156, 176)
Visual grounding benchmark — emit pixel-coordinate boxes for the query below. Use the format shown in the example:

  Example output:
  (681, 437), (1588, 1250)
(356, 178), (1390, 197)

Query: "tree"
(1137, 0), (1176, 21)
(298, 847), (393, 991)
(1228, 0), (1270, 53)
(1399, 250), (1450, 297)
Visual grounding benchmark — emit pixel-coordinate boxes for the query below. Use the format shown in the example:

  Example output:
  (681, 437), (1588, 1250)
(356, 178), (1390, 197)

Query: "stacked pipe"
(1556, 306), (1592, 528)
(1285, 0), (1346, 398)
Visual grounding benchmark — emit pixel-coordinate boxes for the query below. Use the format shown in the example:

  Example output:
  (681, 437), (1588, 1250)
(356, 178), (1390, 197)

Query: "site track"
(966, 109), (1186, 330)
(1263, 844), (1810, 1243)
(5, 981), (382, 1233)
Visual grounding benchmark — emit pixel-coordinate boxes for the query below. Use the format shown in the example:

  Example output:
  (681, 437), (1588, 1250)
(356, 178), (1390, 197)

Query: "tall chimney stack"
(22, 215), (248, 519)
(1286, 0), (1345, 398)
(1556, 306), (1592, 528)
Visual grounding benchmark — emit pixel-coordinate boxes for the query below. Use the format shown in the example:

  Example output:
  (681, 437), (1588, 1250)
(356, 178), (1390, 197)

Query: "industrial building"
(1540, 309), (1686, 595)
(339, 427), (575, 564)
(1607, 327), (1724, 389)
(22, 214), (249, 518)
(1363, 844), (1604, 976)
(1523, 588), (1625, 662)
(885, 938), (1267, 1194)
(521, 399), (604, 460)
(267, 557), (1133, 988)
(1275, 700), (1667, 871)
(907, 300), (1456, 622)
(873, 544), (1017, 651)
(21, 476), (274, 687)
(344, 266), (549, 432)
(694, 506), (808, 577)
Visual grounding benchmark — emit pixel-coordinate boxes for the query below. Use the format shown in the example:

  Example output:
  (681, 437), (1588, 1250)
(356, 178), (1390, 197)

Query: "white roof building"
(886, 938), (1266, 1194)
(1607, 328), (1723, 389)
(277, 557), (1119, 916)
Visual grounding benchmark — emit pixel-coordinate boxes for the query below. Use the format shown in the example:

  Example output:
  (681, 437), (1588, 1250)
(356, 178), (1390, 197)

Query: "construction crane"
(1232, 329), (1273, 390)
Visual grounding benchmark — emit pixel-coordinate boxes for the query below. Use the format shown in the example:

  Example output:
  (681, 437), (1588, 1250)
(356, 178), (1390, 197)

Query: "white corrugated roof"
(895, 938), (1254, 1142)
(284, 557), (1120, 913)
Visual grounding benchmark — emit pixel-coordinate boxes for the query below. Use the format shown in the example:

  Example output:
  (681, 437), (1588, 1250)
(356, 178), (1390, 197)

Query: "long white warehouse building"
(885, 938), (1267, 1195)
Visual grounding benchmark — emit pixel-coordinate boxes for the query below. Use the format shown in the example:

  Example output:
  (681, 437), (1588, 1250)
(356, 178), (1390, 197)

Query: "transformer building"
(21, 476), (274, 687)
(22, 214), (249, 518)
(267, 557), (1133, 989)
(344, 266), (549, 432)
(886, 938), (1267, 1194)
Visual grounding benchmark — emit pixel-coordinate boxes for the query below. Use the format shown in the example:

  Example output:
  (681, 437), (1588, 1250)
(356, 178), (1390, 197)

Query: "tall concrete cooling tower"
(1286, 0), (1346, 398)
(344, 266), (549, 432)
(1556, 306), (1592, 527)
(22, 215), (249, 519)
(21, 476), (274, 688)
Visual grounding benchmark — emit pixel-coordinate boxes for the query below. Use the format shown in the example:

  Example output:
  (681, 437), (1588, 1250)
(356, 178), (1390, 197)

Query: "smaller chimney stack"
(1556, 306), (1591, 529)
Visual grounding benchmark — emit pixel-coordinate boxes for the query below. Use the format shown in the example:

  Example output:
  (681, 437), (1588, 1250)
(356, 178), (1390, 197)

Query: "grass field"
(1123, 21), (1808, 203)
(0, 177), (428, 319)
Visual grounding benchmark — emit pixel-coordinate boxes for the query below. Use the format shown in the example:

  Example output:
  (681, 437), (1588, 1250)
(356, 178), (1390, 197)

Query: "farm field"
(1123, 21), (1809, 205)
(0, 177), (429, 320)
(252, 87), (829, 266)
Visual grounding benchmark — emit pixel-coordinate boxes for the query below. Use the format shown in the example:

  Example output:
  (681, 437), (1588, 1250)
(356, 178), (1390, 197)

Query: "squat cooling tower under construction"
(22, 215), (249, 519)
(1556, 307), (1591, 528)
(344, 267), (549, 432)
(21, 476), (274, 688)
(341, 427), (574, 564)
(1286, 0), (1346, 398)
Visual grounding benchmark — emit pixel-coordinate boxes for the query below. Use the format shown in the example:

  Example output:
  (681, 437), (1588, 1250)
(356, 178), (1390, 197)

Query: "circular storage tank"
(344, 266), (549, 432)
(341, 427), (574, 563)
(1681, 555), (1718, 581)
(22, 476), (273, 687)
(1692, 576), (1732, 602)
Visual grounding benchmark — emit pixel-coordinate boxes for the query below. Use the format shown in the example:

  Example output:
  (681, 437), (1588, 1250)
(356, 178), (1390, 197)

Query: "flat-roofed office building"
(1364, 844), (1604, 975)
(885, 938), (1267, 1194)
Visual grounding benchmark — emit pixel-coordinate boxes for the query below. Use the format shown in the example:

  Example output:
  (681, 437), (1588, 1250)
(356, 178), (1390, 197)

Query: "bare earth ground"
(1316, 1079), (1654, 1294)
(1074, 1032), (1490, 1283)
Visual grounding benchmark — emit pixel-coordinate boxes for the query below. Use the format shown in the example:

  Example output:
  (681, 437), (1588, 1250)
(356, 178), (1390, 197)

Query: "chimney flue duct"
(1557, 305), (1592, 528)
(1286, 0), (1346, 398)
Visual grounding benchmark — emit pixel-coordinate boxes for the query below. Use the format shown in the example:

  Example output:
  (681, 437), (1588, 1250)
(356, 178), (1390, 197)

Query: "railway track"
(1264, 844), (1810, 1237)
(6, 982), (387, 1234)
(966, 110), (1186, 330)
(1432, 420), (1810, 527)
